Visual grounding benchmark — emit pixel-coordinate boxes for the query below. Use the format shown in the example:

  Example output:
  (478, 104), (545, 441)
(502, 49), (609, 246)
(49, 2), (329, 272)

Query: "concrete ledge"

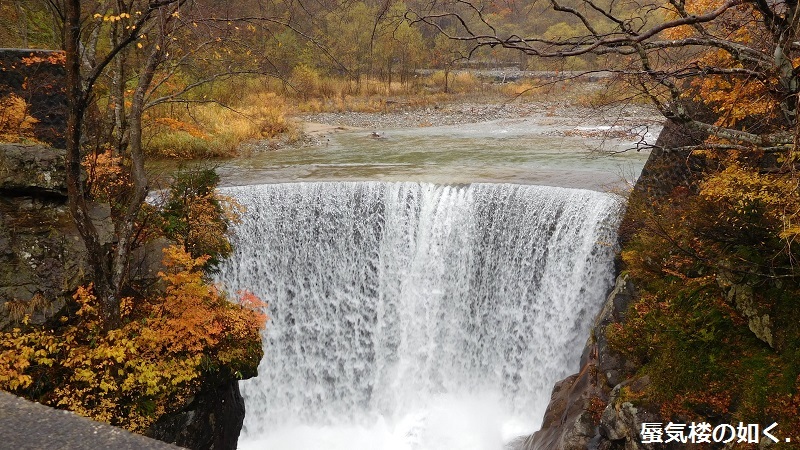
(0, 391), (184, 450)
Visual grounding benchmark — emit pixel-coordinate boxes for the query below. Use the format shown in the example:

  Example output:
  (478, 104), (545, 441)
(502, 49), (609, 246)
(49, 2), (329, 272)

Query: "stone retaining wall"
(0, 48), (67, 148)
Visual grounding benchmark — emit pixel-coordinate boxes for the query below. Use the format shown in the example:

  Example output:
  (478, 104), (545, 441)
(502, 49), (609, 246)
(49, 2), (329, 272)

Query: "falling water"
(215, 181), (623, 450)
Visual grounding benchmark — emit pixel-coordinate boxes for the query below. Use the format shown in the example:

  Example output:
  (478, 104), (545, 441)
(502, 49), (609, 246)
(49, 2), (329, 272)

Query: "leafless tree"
(409, 0), (800, 152)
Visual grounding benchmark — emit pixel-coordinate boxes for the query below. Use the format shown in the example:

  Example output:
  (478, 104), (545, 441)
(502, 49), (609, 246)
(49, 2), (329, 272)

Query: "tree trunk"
(111, 20), (127, 153)
(64, 0), (118, 327)
(111, 42), (161, 303)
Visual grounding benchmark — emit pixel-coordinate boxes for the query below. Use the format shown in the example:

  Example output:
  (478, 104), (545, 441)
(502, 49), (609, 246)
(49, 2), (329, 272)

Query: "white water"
(215, 181), (623, 450)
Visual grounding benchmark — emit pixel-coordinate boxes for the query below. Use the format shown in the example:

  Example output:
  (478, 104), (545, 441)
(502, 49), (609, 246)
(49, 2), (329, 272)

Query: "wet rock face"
(585, 274), (638, 389)
(0, 194), (86, 327)
(0, 142), (92, 330)
(0, 152), (89, 330)
(146, 379), (246, 450)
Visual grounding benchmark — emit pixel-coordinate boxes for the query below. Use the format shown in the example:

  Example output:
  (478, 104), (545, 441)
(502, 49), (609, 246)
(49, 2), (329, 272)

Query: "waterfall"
(215, 181), (622, 450)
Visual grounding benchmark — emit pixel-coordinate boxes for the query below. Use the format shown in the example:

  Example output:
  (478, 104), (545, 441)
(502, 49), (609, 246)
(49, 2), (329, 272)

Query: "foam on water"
(215, 182), (623, 450)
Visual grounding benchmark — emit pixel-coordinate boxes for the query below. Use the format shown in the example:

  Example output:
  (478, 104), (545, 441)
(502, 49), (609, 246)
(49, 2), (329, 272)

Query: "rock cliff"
(520, 120), (712, 450)
(0, 143), (91, 329)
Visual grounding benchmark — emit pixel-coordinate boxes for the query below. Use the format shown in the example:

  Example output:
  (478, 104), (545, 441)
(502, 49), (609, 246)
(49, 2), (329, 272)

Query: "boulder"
(717, 263), (774, 348)
(598, 377), (669, 450)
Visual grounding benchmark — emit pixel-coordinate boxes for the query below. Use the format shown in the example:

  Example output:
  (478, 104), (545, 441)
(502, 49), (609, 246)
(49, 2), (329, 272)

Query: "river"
(211, 113), (657, 450)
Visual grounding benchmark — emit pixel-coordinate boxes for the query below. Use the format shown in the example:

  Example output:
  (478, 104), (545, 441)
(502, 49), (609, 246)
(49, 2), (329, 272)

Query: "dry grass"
(3, 293), (52, 324)
(143, 70), (635, 160)
(145, 90), (299, 159)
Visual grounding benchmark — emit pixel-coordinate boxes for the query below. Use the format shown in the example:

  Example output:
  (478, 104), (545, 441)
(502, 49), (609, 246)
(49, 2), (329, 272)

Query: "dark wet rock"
(0, 193), (89, 330)
(0, 157), (120, 330)
(522, 369), (602, 450)
(146, 379), (245, 450)
(583, 274), (638, 388)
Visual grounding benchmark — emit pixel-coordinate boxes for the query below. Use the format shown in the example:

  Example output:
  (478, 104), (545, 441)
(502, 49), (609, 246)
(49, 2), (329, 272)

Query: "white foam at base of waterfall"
(215, 182), (623, 450)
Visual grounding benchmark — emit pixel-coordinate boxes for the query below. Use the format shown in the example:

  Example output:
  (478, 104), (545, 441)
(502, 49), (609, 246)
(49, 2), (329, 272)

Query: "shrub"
(0, 94), (38, 143)
(158, 168), (242, 269)
(289, 64), (322, 99)
(0, 248), (265, 431)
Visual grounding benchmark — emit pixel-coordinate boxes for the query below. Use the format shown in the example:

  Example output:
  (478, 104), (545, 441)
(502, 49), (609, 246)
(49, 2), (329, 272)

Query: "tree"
(323, 1), (377, 83)
(57, 0), (290, 328)
(63, 0), (189, 329)
(410, 0), (800, 152)
(431, 31), (466, 93)
(373, 2), (426, 86)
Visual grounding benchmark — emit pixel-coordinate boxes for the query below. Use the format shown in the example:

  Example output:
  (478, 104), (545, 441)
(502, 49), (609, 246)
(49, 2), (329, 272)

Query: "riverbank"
(301, 101), (657, 130)
(287, 100), (661, 148)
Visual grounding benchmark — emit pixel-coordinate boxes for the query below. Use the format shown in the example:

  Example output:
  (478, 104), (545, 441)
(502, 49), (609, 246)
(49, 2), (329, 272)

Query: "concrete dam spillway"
(214, 181), (623, 450)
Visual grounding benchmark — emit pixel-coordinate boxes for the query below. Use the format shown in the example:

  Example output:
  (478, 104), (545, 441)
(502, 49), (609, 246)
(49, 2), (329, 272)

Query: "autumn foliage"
(158, 169), (243, 269)
(0, 245), (265, 431)
(609, 151), (800, 446)
(1, 159), (263, 431)
(0, 94), (38, 143)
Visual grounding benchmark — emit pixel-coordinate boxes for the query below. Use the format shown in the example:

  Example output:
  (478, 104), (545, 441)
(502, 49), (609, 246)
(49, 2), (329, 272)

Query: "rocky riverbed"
(241, 100), (662, 153)
(299, 100), (660, 133)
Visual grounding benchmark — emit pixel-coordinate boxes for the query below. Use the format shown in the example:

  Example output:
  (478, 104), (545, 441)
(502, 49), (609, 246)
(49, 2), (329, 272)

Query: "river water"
(211, 116), (655, 190)
(211, 114), (657, 450)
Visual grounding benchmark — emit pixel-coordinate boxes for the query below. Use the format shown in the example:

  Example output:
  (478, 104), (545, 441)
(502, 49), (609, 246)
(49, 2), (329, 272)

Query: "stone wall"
(0, 49), (67, 148)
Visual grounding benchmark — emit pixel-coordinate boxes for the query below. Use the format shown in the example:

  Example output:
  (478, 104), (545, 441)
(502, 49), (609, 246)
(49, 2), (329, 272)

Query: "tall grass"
(145, 88), (299, 159)
(143, 70), (625, 160)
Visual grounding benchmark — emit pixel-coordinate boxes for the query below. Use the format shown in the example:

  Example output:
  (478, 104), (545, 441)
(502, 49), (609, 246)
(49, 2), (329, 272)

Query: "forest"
(1, 0), (800, 449)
